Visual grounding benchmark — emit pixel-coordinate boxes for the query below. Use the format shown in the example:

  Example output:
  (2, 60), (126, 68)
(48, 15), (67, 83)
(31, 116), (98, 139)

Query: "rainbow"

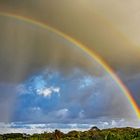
(0, 12), (139, 119)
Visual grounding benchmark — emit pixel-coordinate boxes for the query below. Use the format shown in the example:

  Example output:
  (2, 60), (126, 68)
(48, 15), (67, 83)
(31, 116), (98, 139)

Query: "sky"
(0, 0), (140, 133)
(1, 1), (140, 87)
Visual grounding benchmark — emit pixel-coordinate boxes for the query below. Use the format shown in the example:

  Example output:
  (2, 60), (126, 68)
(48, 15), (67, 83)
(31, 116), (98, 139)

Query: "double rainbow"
(0, 12), (139, 119)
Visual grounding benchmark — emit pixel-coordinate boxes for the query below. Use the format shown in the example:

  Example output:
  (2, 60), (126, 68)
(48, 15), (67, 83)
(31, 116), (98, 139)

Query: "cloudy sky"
(0, 0), (140, 133)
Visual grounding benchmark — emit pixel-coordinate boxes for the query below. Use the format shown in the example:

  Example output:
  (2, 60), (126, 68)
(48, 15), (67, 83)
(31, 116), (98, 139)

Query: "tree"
(54, 129), (64, 140)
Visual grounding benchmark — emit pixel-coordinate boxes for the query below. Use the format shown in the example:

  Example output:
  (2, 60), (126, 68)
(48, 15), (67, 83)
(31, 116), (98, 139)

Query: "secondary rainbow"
(0, 12), (139, 119)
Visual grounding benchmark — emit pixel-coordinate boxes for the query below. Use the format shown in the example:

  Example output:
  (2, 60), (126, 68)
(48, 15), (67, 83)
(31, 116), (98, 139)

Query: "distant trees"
(0, 127), (140, 140)
(54, 129), (64, 140)
(90, 126), (100, 131)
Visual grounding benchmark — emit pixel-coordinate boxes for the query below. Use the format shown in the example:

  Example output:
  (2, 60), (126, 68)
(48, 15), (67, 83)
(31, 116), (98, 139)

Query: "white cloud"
(111, 120), (117, 126)
(37, 86), (60, 97)
(56, 108), (69, 118)
(0, 119), (139, 134)
(31, 107), (41, 111)
(79, 76), (95, 89)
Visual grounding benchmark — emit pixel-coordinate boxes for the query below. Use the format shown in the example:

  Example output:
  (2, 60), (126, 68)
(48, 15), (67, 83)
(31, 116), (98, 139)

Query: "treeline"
(0, 127), (140, 140)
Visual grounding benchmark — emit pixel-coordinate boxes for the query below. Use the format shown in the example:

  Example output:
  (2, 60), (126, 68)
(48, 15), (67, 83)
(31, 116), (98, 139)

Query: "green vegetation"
(0, 127), (140, 140)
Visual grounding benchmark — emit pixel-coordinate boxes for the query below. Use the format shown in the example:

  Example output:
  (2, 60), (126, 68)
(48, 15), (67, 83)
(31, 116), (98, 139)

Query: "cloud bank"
(11, 69), (137, 125)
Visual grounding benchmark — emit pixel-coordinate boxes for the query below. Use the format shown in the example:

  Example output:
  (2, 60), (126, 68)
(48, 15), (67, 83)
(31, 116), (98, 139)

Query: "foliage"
(0, 127), (140, 140)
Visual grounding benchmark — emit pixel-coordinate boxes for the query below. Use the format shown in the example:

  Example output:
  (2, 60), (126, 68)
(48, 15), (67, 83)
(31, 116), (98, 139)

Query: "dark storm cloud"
(1, 1), (140, 108)
(1, 0), (140, 74)
(119, 73), (140, 107)
(0, 15), (104, 83)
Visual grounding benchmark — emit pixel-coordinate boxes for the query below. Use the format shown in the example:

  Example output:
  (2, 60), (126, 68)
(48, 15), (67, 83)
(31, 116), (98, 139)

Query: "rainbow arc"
(0, 12), (139, 119)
